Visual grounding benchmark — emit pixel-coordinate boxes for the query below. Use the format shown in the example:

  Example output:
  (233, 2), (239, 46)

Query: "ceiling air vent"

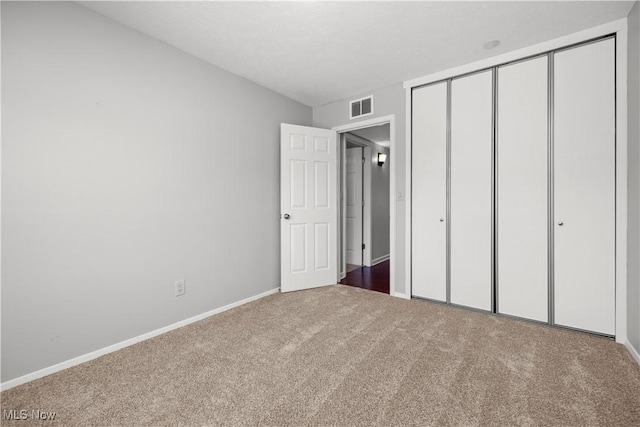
(349, 95), (373, 119)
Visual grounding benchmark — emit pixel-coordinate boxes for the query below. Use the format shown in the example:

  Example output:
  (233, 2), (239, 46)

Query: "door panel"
(281, 123), (338, 292)
(314, 223), (330, 270)
(497, 56), (549, 322)
(290, 224), (307, 273)
(553, 39), (615, 335)
(450, 70), (493, 311)
(290, 160), (306, 208)
(346, 147), (363, 265)
(411, 82), (447, 302)
(314, 161), (329, 208)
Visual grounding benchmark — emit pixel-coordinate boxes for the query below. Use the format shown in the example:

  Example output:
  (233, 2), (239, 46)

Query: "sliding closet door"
(497, 56), (548, 322)
(450, 71), (493, 311)
(412, 82), (447, 301)
(554, 38), (615, 335)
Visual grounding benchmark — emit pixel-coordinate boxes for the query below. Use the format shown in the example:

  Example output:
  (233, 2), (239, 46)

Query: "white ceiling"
(349, 124), (391, 148)
(80, 1), (634, 107)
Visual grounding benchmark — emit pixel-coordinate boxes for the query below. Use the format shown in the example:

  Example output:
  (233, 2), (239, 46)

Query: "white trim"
(625, 340), (640, 366)
(404, 18), (627, 89)
(340, 133), (347, 279)
(344, 132), (375, 147)
(0, 2), (4, 391)
(344, 133), (390, 268)
(405, 86), (413, 300)
(363, 146), (373, 266)
(333, 115), (397, 298)
(345, 133), (373, 267)
(391, 291), (411, 300)
(0, 1), (4, 391)
(616, 28), (628, 344)
(388, 116), (396, 301)
(404, 21), (629, 341)
(349, 95), (374, 120)
(334, 115), (394, 133)
(343, 141), (370, 266)
(371, 254), (390, 266)
(0, 287), (280, 391)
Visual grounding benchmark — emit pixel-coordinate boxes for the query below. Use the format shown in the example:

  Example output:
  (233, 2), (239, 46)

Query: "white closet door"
(497, 56), (548, 322)
(412, 82), (447, 301)
(554, 39), (615, 335)
(450, 71), (493, 311)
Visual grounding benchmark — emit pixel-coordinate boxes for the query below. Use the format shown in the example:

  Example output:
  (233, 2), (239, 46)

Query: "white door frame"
(403, 19), (628, 343)
(333, 115), (397, 296)
(345, 144), (365, 267)
(345, 133), (376, 268)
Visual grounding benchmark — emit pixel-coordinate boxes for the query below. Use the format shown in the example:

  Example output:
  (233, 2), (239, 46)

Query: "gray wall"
(628, 1), (640, 353)
(369, 146), (390, 261)
(1, 1), (311, 382)
(314, 84), (406, 295)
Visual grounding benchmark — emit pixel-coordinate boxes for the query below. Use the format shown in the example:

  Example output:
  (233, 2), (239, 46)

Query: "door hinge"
(362, 157), (366, 164)
(362, 243), (366, 250)
(362, 199), (365, 207)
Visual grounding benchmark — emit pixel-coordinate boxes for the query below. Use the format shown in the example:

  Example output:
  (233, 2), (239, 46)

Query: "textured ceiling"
(80, 1), (634, 107)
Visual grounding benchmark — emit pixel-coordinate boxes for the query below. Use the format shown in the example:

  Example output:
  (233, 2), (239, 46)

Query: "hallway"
(340, 260), (390, 294)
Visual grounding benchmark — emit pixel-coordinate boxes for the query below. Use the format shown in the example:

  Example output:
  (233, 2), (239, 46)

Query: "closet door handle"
(439, 218), (444, 222)
(558, 221), (564, 226)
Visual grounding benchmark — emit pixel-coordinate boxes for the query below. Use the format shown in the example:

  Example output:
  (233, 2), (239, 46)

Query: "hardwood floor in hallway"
(340, 260), (389, 294)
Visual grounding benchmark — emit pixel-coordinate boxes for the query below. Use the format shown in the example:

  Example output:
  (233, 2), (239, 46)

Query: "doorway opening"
(337, 123), (391, 294)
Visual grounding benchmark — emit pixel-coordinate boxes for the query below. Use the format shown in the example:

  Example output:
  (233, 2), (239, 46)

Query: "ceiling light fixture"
(483, 40), (501, 50)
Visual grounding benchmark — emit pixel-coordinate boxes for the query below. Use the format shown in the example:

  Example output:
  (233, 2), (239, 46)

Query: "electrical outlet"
(175, 280), (185, 297)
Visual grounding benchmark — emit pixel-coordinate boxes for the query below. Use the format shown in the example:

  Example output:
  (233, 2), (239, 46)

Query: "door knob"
(439, 218), (444, 222)
(283, 214), (291, 220)
(558, 221), (564, 226)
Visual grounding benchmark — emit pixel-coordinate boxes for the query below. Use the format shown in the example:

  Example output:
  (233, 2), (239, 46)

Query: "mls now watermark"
(3, 409), (57, 421)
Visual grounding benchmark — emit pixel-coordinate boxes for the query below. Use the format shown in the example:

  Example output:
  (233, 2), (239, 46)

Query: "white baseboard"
(391, 291), (410, 300)
(0, 287), (280, 391)
(625, 340), (640, 366)
(371, 254), (390, 266)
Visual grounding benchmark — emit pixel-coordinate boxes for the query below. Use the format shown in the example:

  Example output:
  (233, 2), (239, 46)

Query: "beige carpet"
(2, 285), (640, 426)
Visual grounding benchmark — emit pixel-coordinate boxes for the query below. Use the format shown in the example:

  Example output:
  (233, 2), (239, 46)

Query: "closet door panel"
(411, 82), (447, 301)
(450, 71), (493, 311)
(497, 56), (548, 322)
(554, 38), (615, 335)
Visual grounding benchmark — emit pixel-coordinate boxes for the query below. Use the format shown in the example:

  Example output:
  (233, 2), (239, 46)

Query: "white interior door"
(281, 123), (338, 293)
(345, 147), (363, 265)
(553, 39), (615, 335)
(497, 56), (549, 322)
(450, 70), (493, 311)
(411, 81), (447, 302)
